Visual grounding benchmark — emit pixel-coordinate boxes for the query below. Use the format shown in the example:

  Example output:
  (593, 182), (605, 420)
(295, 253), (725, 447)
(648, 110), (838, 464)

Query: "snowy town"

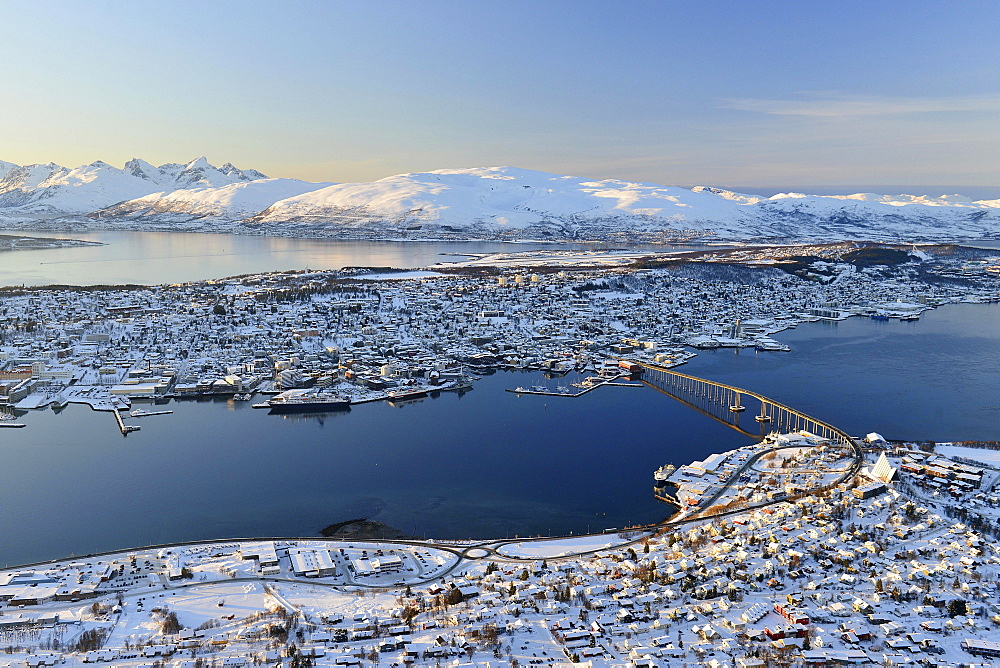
(8, 0), (1000, 665)
(1, 244), (999, 421)
(2, 244), (1000, 666)
(1, 435), (1000, 667)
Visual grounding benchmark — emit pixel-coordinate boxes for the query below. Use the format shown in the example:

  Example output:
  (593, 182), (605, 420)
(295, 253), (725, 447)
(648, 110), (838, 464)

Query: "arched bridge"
(636, 361), (862, 461)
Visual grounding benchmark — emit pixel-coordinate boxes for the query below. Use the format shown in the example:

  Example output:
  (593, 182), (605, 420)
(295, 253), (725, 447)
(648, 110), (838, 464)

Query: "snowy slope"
(754, 192), (1000, 240)
(96, 178), (333, 222)
(244, 166), (1000, 241)
(245, 167), (759, 238)
(0, 160), (17, 181)
(0, 157), (272, 215)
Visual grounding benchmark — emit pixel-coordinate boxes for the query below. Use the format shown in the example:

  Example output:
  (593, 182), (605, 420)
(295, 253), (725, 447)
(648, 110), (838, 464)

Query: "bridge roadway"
(8, 365), (864, 592)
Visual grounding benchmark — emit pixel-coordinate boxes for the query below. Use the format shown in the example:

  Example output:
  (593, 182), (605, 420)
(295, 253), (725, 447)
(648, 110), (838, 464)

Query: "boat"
(754, 339), (791, 352)
(0, 422), (25, 428)
(257, 391), (351, 414)
(130, 409), (173, 417)
(386, 388), (429, 402)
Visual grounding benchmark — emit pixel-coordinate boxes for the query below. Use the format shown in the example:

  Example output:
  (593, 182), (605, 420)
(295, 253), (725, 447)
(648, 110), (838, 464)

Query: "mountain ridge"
(0, 160), (998, 243)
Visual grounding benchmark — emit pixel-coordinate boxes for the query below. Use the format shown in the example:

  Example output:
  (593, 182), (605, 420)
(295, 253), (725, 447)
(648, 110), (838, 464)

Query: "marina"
(112, 406), (140, 435)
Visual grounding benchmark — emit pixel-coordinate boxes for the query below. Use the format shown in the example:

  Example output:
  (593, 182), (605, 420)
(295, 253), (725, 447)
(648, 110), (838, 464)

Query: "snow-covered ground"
(935, 444), (1000, 466)
(495, 535), (636, 559)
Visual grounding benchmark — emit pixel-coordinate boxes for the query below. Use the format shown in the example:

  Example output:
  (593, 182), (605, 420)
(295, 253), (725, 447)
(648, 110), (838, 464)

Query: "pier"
(113, 408), (141, 435)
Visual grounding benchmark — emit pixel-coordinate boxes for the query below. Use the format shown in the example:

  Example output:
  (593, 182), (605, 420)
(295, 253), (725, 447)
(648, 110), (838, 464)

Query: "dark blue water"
(681, 302), (1000, 441)
(2, 302), (998, 566)
(0, 371), (747, 566)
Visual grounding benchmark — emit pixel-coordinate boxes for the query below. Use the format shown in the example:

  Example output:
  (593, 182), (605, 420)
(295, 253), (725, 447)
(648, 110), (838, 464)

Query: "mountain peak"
(184, 156), (212, 171)
(0, 156), (274, 213)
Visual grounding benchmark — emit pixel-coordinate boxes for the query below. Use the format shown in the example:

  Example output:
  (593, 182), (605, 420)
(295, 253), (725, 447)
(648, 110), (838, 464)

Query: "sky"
(2, 0), (999, 189)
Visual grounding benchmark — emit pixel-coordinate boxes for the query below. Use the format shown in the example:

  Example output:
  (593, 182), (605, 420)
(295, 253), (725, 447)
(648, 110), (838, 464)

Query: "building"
(239, 542), (279, 568)
(853, 481), (887, 500)
(288, 548), (337, 578)
(350, 555), (404, 577)
(962, 638), (1000, 658)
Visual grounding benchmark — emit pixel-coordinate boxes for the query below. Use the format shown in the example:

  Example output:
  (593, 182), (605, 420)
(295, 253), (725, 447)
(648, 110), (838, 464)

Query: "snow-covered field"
(935, 444), (1000, 465)
(494, 535), (636, 559)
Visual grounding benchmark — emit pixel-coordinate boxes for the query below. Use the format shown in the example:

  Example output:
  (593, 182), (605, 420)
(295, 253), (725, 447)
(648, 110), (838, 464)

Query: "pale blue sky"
(3, 1), (999, 187)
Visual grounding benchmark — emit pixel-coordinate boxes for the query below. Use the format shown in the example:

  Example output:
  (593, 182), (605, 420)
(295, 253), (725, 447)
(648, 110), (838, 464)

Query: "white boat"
(130, 409), (173, 417)
(754, 339), (791, 352)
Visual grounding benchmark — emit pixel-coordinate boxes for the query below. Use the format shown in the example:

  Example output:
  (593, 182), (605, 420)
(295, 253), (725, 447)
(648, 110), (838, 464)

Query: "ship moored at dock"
(254, 390), (351, 414)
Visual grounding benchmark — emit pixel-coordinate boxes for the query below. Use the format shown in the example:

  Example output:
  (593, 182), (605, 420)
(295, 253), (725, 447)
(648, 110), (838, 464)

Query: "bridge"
(638, 362), (861, 456)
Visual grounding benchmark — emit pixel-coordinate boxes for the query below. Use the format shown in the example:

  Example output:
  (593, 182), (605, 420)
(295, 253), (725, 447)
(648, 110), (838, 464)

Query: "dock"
(113, 409), (141, 435)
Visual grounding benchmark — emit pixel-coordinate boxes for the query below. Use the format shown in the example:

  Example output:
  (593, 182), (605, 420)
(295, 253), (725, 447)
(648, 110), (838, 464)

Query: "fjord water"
(2, 303), (999, 566)
(681, 302), (1000, 442)
(0, 371), (749, 567)
(0, 230), (699, 287)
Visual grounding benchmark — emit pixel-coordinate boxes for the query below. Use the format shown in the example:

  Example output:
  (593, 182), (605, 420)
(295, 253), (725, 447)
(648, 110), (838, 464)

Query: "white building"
(288, 548), (337, 578)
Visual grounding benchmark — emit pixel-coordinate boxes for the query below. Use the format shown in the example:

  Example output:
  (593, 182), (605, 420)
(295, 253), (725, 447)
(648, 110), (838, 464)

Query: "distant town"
(2, 242), (1000, 667)
(2, 243), (998, 423)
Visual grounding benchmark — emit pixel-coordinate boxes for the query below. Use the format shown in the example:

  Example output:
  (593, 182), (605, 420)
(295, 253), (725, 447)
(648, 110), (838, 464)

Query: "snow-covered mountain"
(242, 167), (1000, 242)
(124, 157), (268, 190)
(2, 161), (999, 242)
(95, 178), (333, 222)
(242, 167), (758, 239)
(0, 160), (17, 181)
(0, 157), (273, 215)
